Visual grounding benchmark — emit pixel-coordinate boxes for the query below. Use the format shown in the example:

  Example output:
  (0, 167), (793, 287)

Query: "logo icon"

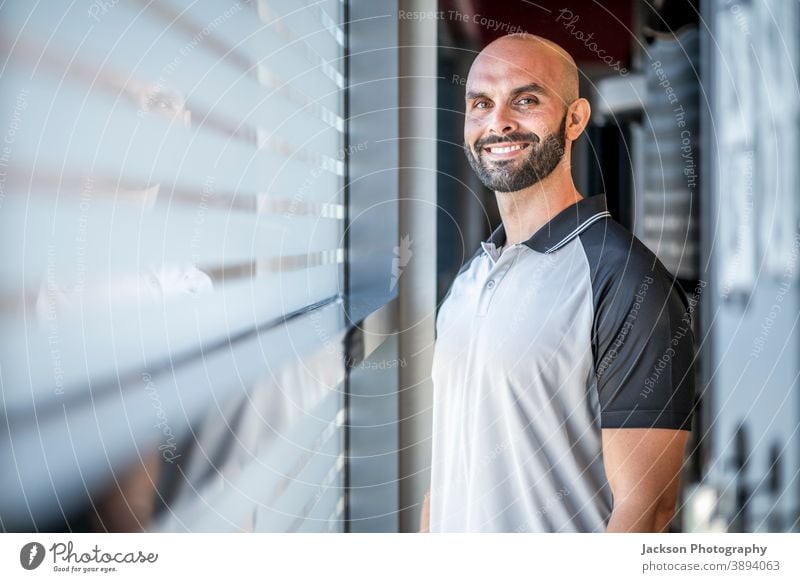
(20, 542), (46, 570)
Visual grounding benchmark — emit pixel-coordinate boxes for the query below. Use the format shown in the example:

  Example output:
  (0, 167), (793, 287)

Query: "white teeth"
(488, 144), (524, 154)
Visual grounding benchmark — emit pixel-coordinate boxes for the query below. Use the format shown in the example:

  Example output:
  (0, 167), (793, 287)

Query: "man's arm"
(602, 428), (689, 532)
(419, 488), (431, 532)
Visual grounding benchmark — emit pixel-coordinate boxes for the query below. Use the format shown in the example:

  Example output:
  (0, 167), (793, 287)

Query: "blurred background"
(0, 0), (797, 533)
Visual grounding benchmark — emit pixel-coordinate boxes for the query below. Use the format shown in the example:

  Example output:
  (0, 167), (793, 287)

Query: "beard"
(464, 113), (567, 193)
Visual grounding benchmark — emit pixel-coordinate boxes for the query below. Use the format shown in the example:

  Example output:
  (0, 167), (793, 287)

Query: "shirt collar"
(484, 195), (612, 254)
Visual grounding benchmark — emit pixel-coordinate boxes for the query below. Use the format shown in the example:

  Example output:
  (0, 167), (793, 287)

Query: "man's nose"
(487, 104), (518, 136)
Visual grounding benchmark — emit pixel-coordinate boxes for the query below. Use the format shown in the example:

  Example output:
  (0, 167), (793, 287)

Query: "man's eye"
(475, 101), (491, 109)
(516, 97), (538, 106)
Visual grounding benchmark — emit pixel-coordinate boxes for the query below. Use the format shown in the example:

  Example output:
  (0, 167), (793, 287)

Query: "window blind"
(0, 0), (346, 532)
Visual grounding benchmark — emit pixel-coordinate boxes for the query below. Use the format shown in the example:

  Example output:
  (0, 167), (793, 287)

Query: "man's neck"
(494, 167), (583, 247)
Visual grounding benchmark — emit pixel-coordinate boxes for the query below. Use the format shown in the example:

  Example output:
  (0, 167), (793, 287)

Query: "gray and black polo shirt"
(429, 194), (695, 532)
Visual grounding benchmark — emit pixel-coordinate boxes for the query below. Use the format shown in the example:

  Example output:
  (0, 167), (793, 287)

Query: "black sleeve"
(580, 224), (696, 430)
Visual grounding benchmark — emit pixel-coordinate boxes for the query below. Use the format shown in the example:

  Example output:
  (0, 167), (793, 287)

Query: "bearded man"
(421, 34), (696, 533)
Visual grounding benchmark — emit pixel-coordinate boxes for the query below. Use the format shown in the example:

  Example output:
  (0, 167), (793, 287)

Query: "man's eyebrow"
(510, 83), (549, 97)
(465, 83), (550, 102)
(465, 89), (490, 101)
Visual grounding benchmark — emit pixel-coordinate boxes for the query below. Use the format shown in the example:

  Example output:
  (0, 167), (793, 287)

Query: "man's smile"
(481, 142), (531, 159)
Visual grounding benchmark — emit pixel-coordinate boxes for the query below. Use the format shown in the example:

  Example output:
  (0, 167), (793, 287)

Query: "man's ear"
(565, 98), (591, 141)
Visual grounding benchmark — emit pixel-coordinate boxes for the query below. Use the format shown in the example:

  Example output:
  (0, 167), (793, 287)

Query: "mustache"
(474, 132), (540, 150)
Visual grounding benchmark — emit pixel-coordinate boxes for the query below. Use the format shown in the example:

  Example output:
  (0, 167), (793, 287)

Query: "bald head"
(462, 33), (592, 193)
(468, 34), (579, 106)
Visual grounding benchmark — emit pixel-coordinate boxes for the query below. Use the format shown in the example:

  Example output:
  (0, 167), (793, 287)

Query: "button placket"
(476, 250), (514, 316)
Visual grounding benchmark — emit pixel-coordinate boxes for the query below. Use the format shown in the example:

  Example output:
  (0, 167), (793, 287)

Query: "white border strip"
(545, 211), (612, 254)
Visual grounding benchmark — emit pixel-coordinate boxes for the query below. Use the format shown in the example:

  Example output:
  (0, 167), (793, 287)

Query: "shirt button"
(486, 279), (496, 289)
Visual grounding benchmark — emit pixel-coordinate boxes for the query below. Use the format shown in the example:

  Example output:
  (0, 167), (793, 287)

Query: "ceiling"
(439, 0), (635, 69)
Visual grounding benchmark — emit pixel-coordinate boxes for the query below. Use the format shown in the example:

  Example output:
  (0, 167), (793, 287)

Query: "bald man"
(422, 35), (696, 533)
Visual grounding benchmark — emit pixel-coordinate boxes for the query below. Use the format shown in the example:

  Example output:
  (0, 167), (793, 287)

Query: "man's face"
(464, 111), (567, 193)
(463, 43), (570, 193)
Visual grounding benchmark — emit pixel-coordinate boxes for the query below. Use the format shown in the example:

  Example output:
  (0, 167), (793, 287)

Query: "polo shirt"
(429, 194), (695, 532)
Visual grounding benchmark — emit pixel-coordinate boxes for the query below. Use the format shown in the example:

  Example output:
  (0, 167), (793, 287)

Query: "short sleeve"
(580, 223), (696, 430)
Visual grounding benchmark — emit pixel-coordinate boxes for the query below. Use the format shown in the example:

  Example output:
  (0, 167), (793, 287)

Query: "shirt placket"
(476, 244), (513, 317)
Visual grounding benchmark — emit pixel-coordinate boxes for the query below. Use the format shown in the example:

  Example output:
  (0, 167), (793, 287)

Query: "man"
(422, 34), (695, 532)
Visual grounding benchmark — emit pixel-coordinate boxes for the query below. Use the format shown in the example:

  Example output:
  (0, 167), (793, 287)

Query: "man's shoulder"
(578, 216), (674, 287)
(577, 216), (692, 317)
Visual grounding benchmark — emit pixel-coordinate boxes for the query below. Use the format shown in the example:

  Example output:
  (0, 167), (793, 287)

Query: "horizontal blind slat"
(256, 0), (345, 81)
(0, 0), (342, 114)
(1, 278), (342, 416)
(0, 196), (342, 294)
(154, 388), (342, 532)
(0, 0), (346, 533)
(0, 304), (346, 529)
(156, 0), (344, 105)
(295, 478), (344, 532)
(0, 68), (343, 187)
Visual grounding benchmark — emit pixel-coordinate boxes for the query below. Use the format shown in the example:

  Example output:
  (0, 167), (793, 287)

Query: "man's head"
(463, 34), (590, 193)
